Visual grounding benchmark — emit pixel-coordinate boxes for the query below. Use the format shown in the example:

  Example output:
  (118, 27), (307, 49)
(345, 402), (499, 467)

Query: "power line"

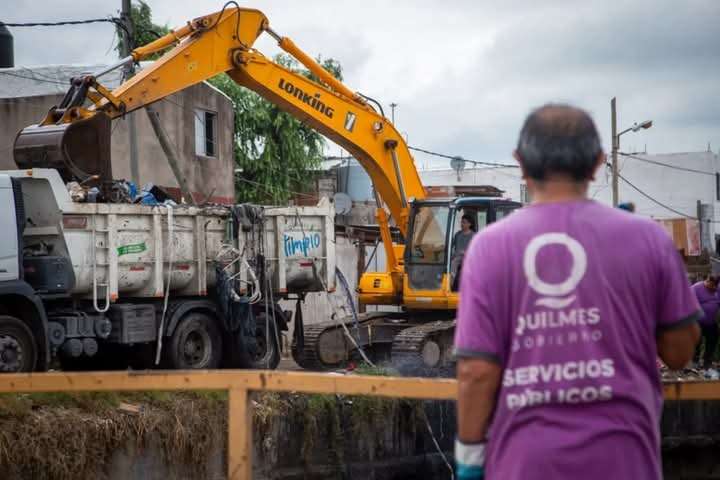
(1, 18), (116, 27)
(616, 172), (699, 220)
(16, 66), (68, 83)
(160, 97), (218, 148)
(0, 70), (67, 85)
(619, 152), (715, 176)
(408, 145), (519, 169)
(0, 96), (59, 104)
(0, 17), (131, 48)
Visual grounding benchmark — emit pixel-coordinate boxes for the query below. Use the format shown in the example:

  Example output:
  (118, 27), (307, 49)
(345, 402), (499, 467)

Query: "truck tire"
(0, 315), (37, 372)
(164, 312), (222, 369)
(247, 313), (281, 370)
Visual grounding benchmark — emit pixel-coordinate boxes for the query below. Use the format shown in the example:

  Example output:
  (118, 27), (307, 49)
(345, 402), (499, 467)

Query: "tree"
(209, 55), (343, 203)
(116, 1), (169, 58)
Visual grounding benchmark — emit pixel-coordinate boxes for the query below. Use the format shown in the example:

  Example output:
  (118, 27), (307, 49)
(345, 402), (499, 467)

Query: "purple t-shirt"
(454, 200), (700, 480)
(691, 281), (720, 326)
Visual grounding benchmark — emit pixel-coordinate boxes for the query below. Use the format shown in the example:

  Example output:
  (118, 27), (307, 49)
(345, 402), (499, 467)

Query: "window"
(451, 208), (488, 237)
(195, 109), (217, 157)
(716, 173), (720, 201)
(408, 206), (449, 265)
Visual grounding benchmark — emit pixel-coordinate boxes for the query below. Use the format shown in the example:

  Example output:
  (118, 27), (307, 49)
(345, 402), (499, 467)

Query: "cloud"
(3, 0), (719, 164)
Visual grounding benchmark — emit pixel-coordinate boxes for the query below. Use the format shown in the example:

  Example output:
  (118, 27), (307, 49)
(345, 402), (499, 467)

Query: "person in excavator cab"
(451, 214), (476, 291)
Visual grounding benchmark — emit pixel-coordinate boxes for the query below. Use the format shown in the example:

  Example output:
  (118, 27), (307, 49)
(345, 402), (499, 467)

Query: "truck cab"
(0, 174), (51, 372)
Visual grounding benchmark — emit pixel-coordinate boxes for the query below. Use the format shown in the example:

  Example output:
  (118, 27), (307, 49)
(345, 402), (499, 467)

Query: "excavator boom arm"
(15, 6), (426, 271)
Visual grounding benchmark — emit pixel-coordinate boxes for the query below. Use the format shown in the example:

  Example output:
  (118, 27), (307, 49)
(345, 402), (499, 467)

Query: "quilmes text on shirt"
(515, 307), (600, 336)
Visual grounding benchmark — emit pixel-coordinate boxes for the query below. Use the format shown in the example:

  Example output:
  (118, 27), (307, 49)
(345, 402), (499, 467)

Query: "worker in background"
(453, 104), (700, 480)
(451, 214), (476, 291)
(692, 274), (720, 368)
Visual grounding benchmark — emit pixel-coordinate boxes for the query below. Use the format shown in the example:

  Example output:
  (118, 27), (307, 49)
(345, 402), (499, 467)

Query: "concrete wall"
(0, 83), (234, 203)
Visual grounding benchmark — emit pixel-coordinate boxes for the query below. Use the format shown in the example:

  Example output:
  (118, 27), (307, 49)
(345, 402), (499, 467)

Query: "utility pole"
(121, 0), (140, 186)
(146, 105), (195, 205)
(390, 102), (397, 124)
(611, 97), (618, 207)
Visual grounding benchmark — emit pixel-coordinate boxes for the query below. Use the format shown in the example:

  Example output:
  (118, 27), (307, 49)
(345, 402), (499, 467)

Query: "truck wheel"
(0, 315), (37, 372)
(165, 312), (222, 369)
(248, 314), (280, 370)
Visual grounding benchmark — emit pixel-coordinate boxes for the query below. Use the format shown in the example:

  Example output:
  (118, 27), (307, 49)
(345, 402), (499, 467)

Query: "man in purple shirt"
(454, 104), (701, 480)
(692, 275), (720, 367)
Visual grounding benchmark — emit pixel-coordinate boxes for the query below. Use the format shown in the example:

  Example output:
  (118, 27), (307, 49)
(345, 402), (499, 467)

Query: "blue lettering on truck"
(284, 233), (321, 257)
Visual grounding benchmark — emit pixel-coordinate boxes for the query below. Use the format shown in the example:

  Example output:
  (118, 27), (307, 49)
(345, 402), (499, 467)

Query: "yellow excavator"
(13, 5), (520, 374)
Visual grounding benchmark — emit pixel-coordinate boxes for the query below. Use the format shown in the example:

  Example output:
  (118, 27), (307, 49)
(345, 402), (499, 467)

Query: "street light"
(390, 102), (398, 124)
(611, 97), (653, 207)
(630, 120), (653, 132)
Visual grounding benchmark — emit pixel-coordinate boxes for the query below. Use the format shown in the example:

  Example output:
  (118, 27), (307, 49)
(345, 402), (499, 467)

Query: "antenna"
(450, 156), (465, 182)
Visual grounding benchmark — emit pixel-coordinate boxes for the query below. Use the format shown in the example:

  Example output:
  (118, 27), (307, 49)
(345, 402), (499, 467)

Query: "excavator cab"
(403, 197), (521, 310)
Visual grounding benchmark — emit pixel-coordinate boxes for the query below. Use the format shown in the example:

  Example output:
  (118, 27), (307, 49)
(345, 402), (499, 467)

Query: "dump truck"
(0, 168), (335, 372)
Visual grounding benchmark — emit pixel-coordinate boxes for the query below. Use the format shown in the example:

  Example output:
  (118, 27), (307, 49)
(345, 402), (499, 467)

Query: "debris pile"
(66, 179), (178, 206)
(660, 359), (720, 382)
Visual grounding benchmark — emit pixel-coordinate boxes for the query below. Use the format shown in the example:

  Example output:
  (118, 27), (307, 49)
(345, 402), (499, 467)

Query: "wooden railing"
(0, 370), (713, 479)
(0, 370), (456, 479)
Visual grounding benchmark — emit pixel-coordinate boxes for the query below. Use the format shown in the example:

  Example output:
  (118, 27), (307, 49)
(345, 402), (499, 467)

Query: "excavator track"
(292, 320), (344, 370)
(293, 313), (458, 377)
(391, 320), (457, 377)
(292, 314), (386, 371)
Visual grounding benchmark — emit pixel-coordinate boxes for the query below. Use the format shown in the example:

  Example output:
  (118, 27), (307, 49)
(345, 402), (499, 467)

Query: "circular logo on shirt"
(523, 233), (587, 309)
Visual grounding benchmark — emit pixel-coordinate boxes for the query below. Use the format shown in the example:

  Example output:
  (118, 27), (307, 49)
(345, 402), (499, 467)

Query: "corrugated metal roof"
(0, 64), (124, 98)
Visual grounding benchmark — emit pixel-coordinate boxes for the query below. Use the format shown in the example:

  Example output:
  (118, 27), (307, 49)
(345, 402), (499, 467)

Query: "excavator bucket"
(13, 112), (112, 183)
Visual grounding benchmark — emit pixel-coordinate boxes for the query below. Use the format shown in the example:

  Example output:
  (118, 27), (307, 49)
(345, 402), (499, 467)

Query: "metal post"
(121, 0), (140, 186)
(390, 102), (397, 123)
(611, 97), (618, 207)
(697, 199), (704, 253)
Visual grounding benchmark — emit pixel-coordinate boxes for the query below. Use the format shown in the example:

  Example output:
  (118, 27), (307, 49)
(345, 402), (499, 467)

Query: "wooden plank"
(228, 387), (252, 480)
(663, 381), (720, 401)
(0, 370), (457, 399)
(4, 370), (719, 402)
(258, 371), (458, 400)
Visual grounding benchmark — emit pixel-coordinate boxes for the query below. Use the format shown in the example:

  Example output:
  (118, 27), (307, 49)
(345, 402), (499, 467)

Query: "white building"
(590, 151), (720, 250)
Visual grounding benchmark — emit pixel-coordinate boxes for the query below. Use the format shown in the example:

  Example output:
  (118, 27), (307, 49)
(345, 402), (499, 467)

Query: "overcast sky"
(4, 0), (719, 168)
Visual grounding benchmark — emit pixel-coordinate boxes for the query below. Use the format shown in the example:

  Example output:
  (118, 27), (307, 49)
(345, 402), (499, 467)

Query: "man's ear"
(590, 152), (607, 181)
(513, 151), (528, 180)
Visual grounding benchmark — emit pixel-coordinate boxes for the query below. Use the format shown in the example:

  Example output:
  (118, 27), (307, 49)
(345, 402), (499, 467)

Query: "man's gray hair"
(516, 104), (603, 181)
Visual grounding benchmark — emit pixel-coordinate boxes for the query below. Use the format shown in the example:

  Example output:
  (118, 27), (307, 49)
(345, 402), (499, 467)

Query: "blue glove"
(455, 439), (486, 479)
